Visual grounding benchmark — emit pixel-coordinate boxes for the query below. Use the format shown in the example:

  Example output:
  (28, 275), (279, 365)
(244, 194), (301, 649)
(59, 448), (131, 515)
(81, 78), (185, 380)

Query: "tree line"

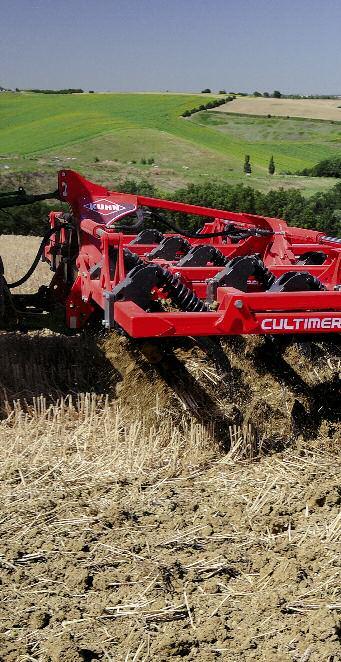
(201, 89), (339, 100)
(28, 88), (84, 94)
(181, 96), (234, 117)
(298, 157), (341, 179)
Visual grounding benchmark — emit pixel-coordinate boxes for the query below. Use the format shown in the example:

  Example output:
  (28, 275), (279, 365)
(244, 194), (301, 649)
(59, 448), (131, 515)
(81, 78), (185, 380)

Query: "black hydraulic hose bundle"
(7, 225), (69, 289)
(143, 209), (274, 240)
(0, 187), (62, 288)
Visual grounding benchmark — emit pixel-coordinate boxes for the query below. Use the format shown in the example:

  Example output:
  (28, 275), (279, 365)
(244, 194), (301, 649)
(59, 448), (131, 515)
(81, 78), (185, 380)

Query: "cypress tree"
(243, 155), (251, 174)
(268, 155), (275, 175)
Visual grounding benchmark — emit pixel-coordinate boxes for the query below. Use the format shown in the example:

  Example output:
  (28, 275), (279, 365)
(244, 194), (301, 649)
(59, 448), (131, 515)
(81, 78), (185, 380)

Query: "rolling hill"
(0, 92), (340, 193)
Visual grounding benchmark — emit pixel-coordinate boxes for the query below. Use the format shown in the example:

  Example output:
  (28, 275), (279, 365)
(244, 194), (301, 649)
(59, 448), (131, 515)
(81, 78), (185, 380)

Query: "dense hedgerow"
(28, 88), (84, 94)
(181, 96), (234, 117)
(298, 157), (341, 179)
(166, 181), (341, 236)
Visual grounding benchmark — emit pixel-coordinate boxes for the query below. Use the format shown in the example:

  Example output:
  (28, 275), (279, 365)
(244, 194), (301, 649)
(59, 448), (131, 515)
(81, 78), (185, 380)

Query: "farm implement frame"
(0, 170), (340, 340)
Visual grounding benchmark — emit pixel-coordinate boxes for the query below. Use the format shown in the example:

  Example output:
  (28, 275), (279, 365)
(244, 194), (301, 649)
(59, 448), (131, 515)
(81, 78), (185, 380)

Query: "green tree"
(268, 155), (275, 175)
(253, 91), (262, 97)
(201, 88), (211, 93)
(272, 90), (282, 98)
(311, 157), (341, 178)
(116, 179), (157, 196)
(243, 155), (252, 175)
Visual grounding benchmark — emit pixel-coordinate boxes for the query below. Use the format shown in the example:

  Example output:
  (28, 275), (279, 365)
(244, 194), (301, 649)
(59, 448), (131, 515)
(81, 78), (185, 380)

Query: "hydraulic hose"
(145, 210), (273, 240)
(7, 225), (69, 289)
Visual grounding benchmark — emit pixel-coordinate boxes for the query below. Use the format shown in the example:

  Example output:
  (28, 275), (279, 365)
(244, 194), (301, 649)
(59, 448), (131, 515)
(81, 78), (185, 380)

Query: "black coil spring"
(124, 248), (209, 312)
(256, 262), (276, 289)
(158, 268), (209, 312)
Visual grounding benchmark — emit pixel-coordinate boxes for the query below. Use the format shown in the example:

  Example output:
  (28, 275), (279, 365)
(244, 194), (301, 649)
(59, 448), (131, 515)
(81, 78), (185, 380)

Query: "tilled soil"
(1, 330), (339, 449)
(0, 331), (340, 661)
(0, 432), (340, 661)
(101, 332), (341, 450)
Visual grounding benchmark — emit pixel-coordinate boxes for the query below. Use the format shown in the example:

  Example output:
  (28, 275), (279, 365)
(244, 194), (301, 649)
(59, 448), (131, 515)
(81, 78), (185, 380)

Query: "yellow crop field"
(215, 96), (341, 120)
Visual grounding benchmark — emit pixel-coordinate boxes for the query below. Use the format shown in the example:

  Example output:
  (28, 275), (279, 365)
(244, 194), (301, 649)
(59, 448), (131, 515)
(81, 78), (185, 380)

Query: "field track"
(0, 236), (340, 661)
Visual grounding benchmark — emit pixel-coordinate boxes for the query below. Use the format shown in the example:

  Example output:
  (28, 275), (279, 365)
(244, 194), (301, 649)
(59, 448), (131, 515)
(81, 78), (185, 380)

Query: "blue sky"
(1, 0), (340, 94)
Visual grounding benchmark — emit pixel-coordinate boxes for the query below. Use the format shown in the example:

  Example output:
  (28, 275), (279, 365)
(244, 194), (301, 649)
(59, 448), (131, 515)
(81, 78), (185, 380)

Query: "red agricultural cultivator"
(1, 170), (340, 349)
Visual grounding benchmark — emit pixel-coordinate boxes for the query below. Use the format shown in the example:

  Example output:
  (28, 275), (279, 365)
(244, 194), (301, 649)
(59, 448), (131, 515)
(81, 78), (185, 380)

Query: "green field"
(0, 92), (340, 194)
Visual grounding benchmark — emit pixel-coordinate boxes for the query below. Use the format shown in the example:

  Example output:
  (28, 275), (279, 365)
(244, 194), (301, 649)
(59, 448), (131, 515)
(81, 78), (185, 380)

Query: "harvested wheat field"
(0, 235), (340, 661)
(215, 97), (341, 121)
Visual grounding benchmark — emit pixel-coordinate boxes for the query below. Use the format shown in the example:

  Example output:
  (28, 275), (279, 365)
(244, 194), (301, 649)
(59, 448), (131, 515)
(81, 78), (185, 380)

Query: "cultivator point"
(1, 170), (340, 340)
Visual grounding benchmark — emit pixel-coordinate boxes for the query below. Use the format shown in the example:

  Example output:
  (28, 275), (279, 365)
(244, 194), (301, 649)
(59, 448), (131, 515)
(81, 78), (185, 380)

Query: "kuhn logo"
(83, 199), (126, 216)
(261, 317), (341, 331)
